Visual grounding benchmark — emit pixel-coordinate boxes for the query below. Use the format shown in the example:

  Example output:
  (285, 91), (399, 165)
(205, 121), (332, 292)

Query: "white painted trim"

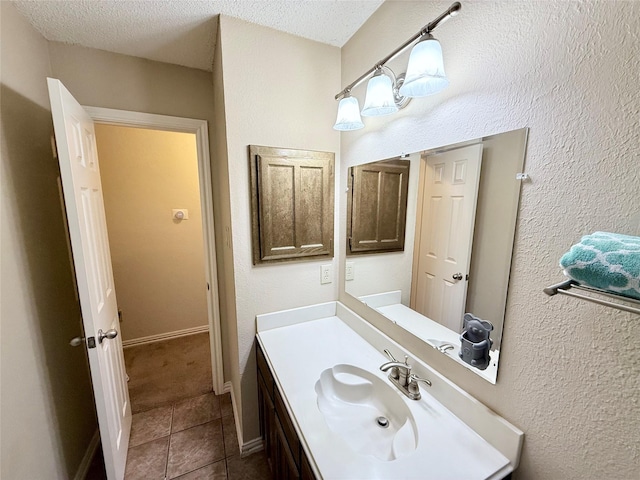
(223, 379), (264, 456)
(122, 325), (209, 348)
(242, 437), (264, 457)
(224, 380), (253, 457)
(74, 429), (100, 480)
(84, 106), (225, 394)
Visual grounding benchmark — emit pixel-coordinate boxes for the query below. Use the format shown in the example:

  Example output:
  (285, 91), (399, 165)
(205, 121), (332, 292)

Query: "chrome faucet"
(380, 350), (431, 400)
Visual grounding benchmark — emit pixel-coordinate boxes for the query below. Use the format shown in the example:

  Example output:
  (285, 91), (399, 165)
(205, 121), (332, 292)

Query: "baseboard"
(242, 437), (264, 457)
(223, 381), (265, 457)
(122, 325), (209, 348)
(74, 429), (100, 480)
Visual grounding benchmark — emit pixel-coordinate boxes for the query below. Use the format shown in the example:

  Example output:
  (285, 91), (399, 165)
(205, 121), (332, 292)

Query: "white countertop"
(256, 302), (518, 480)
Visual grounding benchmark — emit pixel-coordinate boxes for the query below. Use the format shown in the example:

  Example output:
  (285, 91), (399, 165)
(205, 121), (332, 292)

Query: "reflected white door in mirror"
(345, 128), (529, 383)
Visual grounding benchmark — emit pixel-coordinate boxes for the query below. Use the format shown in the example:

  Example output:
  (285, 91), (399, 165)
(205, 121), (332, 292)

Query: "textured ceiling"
(11, 0), (384, 72)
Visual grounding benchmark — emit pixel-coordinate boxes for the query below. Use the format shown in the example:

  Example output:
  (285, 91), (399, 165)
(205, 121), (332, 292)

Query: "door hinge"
(87, 337), (96, 349)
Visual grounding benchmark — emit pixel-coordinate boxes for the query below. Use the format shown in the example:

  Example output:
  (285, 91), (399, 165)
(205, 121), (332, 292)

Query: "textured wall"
(1, 3), (97, 478)
(339, 1), (639, 478)
(212, 17), (240, 401)
(95, 125), (208, 341)
(217, 15), (341, 443)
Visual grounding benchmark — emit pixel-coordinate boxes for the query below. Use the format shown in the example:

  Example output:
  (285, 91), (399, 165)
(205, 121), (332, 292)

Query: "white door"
(48, 78), (131, 480)
(411, 144), (483, 332)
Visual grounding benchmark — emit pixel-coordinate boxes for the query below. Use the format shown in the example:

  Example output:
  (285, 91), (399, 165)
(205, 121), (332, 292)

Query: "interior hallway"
(87, 333), (269, 479)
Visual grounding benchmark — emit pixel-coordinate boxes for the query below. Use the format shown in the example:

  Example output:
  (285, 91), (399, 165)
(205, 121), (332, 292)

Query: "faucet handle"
(409, 373), (431, 387)
(383, 349), (397, 362)
(407, 374), (431, 398)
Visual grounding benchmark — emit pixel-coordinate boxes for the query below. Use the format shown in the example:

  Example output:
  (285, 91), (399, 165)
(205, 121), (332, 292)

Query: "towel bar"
(544, 279), (640, 315)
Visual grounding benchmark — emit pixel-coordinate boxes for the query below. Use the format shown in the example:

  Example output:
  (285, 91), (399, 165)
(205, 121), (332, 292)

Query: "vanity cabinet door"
(257, 372), (276, 470)
(301, 452), (315, 480)
(274, 387), (301, 470)
(274, 414), (300, 480)
(257, 339), (318, 480)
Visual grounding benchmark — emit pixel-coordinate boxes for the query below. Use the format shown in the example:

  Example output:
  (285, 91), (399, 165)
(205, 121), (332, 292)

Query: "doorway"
(86, 106), (224, 397)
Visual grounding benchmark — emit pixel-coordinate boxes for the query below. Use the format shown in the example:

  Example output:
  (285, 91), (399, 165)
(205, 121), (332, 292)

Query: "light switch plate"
(321, 264), (333, 284)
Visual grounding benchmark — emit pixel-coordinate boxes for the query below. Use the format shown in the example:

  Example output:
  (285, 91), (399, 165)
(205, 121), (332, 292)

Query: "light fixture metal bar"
(335, 2), (461, 100)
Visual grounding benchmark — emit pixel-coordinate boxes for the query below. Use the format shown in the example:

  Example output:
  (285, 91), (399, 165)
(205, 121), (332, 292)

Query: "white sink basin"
(314, 364), (418, 461)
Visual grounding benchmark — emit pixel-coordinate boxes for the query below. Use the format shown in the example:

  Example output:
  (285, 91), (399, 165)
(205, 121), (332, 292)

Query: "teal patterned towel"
(560, 232), (640, 300)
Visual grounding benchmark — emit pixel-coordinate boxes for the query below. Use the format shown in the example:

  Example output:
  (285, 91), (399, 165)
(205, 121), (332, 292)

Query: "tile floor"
(87, 334), (270, 480)
(124, 391), (269, 479)
(125, 333), (214, 414)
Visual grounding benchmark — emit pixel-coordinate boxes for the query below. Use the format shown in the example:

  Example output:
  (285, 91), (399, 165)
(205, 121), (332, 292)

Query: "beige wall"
(217, 16), (341, 443)
(339, 1), (640, 478)
(0, 3), (97, 478)
(95, 125), (208, 341)
(466, 129), (528, 347)
(211, 18), (240, 409)
(47, 42), (215, 124)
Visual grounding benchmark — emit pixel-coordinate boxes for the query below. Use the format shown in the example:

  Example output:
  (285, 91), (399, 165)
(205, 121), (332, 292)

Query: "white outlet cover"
(345, 262), (355, 281)
(321, 264), (333, 284)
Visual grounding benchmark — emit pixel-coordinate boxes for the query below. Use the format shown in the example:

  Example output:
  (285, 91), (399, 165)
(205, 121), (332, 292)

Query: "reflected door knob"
(69, 336), (84, 347)
(97, 329), (118, 344)
(452, 273), (463, 281)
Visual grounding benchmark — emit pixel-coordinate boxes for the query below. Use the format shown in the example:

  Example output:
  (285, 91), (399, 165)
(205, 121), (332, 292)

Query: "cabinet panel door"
(274, 415), (300, 480)
(274, 387), (300, 470)
(301, 451), (315, 480)
(349, 159), (410, 254)
(250, 145), (334, 264)
(257, 373), (275, 469)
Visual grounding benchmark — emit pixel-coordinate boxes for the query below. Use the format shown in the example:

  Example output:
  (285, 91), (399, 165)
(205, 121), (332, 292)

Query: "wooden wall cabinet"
(250, 146), (335, 264)
(347, 158), (410, 255)
(257, 340), (316, 480)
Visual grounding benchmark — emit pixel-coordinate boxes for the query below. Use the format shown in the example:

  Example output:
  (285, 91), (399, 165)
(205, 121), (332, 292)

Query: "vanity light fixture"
(333, 91), (365, 131)
(333, 1), (461, 130)
(361, 67), (399, 117)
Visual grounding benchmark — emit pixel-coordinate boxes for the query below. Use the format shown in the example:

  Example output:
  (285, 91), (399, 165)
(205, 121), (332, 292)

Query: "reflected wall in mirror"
(344, 128), (529, 383)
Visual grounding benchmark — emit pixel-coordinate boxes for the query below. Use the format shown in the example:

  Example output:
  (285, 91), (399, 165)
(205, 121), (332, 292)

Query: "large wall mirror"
(344, 128), (529, 383)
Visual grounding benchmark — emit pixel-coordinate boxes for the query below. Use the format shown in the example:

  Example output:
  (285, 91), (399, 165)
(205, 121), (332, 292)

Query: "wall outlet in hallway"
(321, 264), (333, 284)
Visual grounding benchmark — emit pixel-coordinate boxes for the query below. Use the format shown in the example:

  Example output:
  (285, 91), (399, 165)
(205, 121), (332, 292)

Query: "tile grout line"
(164, 404), (174, 480)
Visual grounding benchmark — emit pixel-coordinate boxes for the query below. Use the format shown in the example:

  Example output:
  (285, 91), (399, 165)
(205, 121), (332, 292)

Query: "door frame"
(84, 106), (224, 394)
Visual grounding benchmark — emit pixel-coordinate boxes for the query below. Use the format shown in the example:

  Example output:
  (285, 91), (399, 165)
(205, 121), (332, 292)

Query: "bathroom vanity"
(256, 301), (523, 479)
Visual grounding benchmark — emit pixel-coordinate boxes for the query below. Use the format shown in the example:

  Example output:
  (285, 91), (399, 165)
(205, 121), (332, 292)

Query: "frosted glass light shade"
(399, 36), (449, 98)
(333, 96), (364, 131)
(361, 72), (398, 117)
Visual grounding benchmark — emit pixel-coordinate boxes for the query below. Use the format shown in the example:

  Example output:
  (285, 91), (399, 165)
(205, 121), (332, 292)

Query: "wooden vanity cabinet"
(256, 340), (317, 480)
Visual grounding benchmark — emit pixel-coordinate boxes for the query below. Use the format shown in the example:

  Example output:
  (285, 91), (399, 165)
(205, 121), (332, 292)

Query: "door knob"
(452, 273), (463, 281)
(69, 336), (85, 347)
(97, 329), (118, 344)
